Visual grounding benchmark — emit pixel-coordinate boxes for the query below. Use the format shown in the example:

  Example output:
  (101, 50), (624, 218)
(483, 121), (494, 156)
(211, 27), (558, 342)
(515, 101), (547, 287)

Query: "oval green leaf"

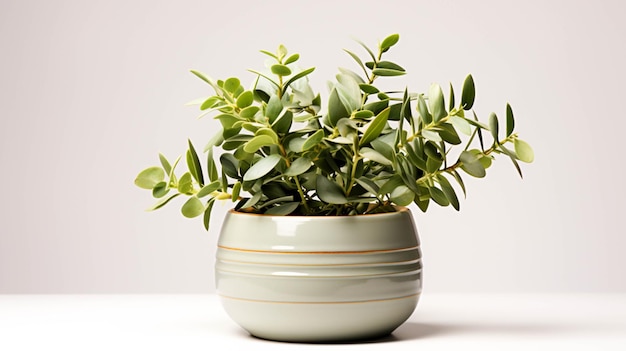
(380, 34), (400, 51)
(428, 83), (446, 122)
(360, 107), (390, 146)
(271, 64), (292, 77)
(152, 181), (169, 198)
(316, 175), (348, 204)
(506, 103), (515, 136)
(284, 53), (300, 65)
(243, 154), (281, 181)
(135, 166), (165, 189)
(489, 113), (499, 142)
(390, 185), (415, 206)
(372, 68), (406, 76)
(284, 157), (312, 176)
(461, 74), (475, 110)
(197, 180), (221, 198)
(302, 129), (325, 151)
(514, 139), (534, 163)
(181, 196), (204, 218)
(224, 77), (241, 94)
(264, 202), (300, 216)
(236, 91), (254, 109)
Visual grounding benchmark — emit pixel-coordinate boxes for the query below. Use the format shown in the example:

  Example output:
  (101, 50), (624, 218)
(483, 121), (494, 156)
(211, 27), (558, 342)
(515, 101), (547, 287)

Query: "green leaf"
(186, 139), (204, 187)
(461, 74), (475, 110)
(376, 61), (405, 72)
(438, 175), (459, 210)
(266, 95), (283, 120)
(224, 77), (241, 94)
(371, 138), (395, 162)
(449, 116), (472, 136)
(284, 53), (300, 65)
(449, 83), (456, 111)
(514, 139), (534, 163)
(272, 109), (293, 134)
(284, 67), (315, 90)
(259, 49), (278, 60)
(506, 103), (515, 136)
(243, 135), (275, 153)
(390, 185), (414, 206)
(135, 167), (165, 189)
(271, 64), (292, 76)
(147, 193), (180, 211)
(197, 180), (221, 198)
(284, 157), (312, 176)
(159, 154), (172, 175)
(417, 95), (432, 124)
(177, 172), (194, 194)
(152, 181), (169, 198)
(241, 192), (262, 208)
(379, 175), (404, 196)
(360, 107), (390, 146)
(426, 155), (443, 173)
(327, 88), (351, 127)
(190, 70), (212, 85)
(359, 84), (379, 94)
(355, 177), (380, 195)
(343, 49), (368, 76)
(181, 196), (204, 218)
(220, 154), (239, 179)
(302, 129), (325, 151)
(243, 154), (281, 181)
(239, 106), (260, 120)
(429, 187), (450, 206)
(473, 111), (485, 151)
(264, 202), (300, 216)
(422, 129), (442, 142)
(356, 39), (377, 62)
(429, 83), (446, 122)
(500, 144), (523, 178)
(439, 123), (462, 145)
(256, 128), (279, 143)
(248, 69), (280, 89)
(414, 196), (429, 212)
(316, 175), (348, 204)
(265, 202), (299, 215)
(354, 110), (375, 119)
(451, 170), (467, 197)
(277, 44), (288, 59)
(489, 113), (499, 142)
(380, 34), (400, 51)
(231, 182), (241, 202)
(203, 198), (215, 231)
(360, 147), (392, 166)
(236, 91), (254, 109)
(459, 151), (486, 178)
(363, 100), (389, 117)
(372, 68), (406, 76)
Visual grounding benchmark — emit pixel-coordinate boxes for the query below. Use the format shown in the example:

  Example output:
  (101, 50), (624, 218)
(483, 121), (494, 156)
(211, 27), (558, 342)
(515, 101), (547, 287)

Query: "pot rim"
(227, 206), (410, 218)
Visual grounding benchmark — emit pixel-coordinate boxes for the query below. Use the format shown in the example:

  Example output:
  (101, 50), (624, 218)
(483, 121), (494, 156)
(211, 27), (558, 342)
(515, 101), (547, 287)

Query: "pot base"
(220, 294), (419, 343)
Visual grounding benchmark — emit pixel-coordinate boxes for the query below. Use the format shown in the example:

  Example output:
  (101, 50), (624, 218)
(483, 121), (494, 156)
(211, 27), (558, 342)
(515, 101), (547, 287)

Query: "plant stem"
(278, 143), (311, 213)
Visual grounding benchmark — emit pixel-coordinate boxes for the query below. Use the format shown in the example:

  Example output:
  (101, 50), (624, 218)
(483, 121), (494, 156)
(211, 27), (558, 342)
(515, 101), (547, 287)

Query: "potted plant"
(135, 34), (533, 342)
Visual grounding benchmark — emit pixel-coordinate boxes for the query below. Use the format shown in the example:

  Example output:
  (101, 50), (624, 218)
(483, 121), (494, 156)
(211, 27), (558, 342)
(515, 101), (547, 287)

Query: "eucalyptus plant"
(135, 34), (534, 229)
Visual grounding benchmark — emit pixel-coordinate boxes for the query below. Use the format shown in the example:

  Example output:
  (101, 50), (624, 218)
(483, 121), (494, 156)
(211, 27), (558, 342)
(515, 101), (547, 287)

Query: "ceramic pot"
(215, 207), (422, 342)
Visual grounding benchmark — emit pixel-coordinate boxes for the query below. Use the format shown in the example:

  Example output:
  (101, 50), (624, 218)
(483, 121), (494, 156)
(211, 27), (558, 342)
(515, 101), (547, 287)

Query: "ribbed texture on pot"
(214, 208), (422, 342)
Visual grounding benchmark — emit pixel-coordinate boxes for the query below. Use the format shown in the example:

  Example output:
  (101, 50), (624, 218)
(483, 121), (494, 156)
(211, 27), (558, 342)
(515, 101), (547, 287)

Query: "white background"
(1, 0), (624, 293)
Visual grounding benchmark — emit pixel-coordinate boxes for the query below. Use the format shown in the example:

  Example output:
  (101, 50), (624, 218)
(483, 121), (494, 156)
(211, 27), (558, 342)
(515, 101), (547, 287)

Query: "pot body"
(215, 208), (422, 342)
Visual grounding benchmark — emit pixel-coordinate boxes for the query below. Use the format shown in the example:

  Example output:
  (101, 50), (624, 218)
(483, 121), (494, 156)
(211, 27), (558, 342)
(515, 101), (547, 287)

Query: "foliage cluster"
(135, 34), (533, 229)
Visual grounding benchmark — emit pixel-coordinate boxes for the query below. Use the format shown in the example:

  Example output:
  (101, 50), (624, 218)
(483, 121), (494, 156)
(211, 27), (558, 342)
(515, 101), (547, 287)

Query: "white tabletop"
(0, 294), (625, 350)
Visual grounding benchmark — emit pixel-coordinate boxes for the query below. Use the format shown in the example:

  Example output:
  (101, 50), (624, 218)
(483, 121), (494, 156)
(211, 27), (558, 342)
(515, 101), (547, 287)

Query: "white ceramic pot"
(215, 207), (422, 342)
